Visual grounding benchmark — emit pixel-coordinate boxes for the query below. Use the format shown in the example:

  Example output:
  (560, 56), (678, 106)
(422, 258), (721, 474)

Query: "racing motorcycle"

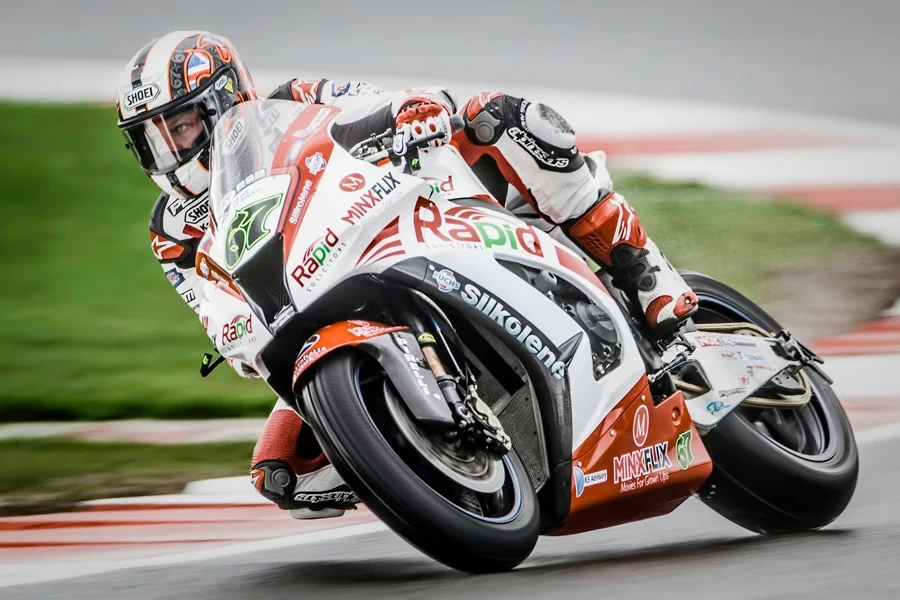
(195, 98), (858, 573)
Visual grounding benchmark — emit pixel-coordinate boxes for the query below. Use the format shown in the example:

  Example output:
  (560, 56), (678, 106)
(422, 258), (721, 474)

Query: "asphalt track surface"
(6, 434), (897, 599)
(2, 0), (900, 125)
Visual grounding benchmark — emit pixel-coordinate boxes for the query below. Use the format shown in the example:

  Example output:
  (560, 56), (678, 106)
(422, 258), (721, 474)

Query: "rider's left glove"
(394, 95), (453, 148)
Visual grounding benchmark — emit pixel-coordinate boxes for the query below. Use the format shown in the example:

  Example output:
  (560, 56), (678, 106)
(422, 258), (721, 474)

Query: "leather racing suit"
(148, 78), (697, 514)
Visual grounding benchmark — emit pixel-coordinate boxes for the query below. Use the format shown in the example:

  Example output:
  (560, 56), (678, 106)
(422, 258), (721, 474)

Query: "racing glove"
(394, 95), (453, 148)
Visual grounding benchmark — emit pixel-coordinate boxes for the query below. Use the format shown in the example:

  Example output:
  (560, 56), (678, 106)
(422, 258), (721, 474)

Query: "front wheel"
(683, 272), (859, 534)
(302, 349), (540, 573)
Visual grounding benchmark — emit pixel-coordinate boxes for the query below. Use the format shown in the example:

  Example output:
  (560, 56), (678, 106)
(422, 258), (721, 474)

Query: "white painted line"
(6, 55), (900, 143)
(613, 146), (900, 188)
(183, 476), (252, 495)
(857, 421), (900, 445)
(842, 209), (900, 246)
(0, 520), (387, 589)
(79, 492), (268, 507)
(6, 416), (900, 590)
(886, 300), (900, 318)
(822, 355), (898, 399)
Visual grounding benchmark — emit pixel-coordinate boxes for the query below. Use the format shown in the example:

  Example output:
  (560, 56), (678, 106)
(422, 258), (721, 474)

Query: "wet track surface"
(6, 435), (898, 599)
(2, 0), (899, 124)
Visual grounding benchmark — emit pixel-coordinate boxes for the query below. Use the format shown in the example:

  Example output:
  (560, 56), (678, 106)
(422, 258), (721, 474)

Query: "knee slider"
(250, 459), (297, 505)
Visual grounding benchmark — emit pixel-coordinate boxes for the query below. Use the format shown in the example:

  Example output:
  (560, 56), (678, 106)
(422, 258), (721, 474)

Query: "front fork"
(396, 294), (512, 454)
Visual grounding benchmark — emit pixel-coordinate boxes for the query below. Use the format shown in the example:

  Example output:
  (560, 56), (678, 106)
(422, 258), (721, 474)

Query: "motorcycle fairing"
(667, 331), (800, 427)
(290, 320), (456, 429)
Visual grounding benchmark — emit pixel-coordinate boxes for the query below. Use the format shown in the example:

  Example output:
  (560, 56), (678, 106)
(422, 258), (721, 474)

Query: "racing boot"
(250, 400), (358, 519)
(564, 190), (698, 337)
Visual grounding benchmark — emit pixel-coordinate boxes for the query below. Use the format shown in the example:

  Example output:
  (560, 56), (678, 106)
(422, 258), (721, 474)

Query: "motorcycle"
(195, 98), (858, 573)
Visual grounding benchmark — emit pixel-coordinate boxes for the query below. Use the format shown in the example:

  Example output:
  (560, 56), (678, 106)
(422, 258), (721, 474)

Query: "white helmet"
(116, 31), (257, 199)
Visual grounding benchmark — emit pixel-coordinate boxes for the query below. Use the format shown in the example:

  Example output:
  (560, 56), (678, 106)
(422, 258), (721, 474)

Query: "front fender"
(291, 320), (456, 429)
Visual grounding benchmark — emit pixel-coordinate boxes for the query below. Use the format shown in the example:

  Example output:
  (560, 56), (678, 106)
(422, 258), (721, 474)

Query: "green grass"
(0, 102), (881, 421)
(613, 174), (881, 301)
(0, 102), (275, 421)
(0, 438), (254, 515)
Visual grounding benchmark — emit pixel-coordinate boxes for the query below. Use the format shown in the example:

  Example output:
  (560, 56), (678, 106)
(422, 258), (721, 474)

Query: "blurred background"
(0, 1), (898, 597)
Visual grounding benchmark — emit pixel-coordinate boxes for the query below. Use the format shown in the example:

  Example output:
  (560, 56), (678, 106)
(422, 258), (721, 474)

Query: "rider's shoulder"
(268, 79), (326, 103)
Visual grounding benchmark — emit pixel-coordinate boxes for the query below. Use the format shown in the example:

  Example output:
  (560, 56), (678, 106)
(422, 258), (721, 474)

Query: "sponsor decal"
(165, 268), (185, 288)
(740, 375), (752, 385)
(290, 228), (345, 289)
(307, 108), (331, 131)
(199, 257), (211, 277)
(299, 334), (320, 357)
(185, 200), (209, 225)
(214, 75), (229, 90)
(341, 173), (401, 225)
(722, 336), (758, 348)
(305, 151), (327, 175)
(339, 173), (366, 192)
(124, 83), (160, 109)
(331, 81), (351, 97)
(460, 282), (566, 379)
(613, 442), (672, 489)
(718, 387), (746, 398)
(151, 234), (181, 260)
(695, 335), (723, 347)
(413, 197), (543, 256)
(224, 194), (282, 269)
(221, 117), (246, 155)
(719, 351), (737, 359)
(167, 194), (204, 218)
(422, 175), (455, 195)
(294, 334), (326, 379)
(675, 430), (695, 470)
(272, 305), (296, 330)
(507, 127), (570, 168)
(289, 180), (314, 225)
(393, 332), (439, 399)
(221, 314), (254, 345)
(706, 400), (726, 414)
(573, 463), (608, 498)
(432, 269), (460, 293)
(347, 321), (392, 337)
(632, 404), (650, 447)
(737, 351), (766, 361)
(180, 288), (197, 303)
(219, 169), (267, 211)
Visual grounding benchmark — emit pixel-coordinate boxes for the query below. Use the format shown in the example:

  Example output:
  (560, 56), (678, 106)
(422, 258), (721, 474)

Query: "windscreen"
(208, 99), (309, 223)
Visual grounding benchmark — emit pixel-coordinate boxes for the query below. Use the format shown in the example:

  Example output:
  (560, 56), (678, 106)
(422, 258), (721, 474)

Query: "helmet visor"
(122, 100), (213, 174)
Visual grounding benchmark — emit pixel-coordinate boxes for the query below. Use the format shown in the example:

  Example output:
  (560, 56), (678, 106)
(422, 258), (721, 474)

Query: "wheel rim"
(693, 295), (839, 461)
(353, 357), (524, 524)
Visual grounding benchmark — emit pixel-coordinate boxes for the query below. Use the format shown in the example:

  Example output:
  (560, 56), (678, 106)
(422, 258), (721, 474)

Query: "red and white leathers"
(148, 77), (697, 514)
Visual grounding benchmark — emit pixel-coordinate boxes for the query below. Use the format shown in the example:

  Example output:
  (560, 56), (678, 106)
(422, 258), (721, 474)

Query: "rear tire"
(683, 272), (859, 534)
(302, 349), (540, 573)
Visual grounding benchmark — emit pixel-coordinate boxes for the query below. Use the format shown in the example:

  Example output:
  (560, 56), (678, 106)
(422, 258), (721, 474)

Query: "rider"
(117, 31), (699, 515)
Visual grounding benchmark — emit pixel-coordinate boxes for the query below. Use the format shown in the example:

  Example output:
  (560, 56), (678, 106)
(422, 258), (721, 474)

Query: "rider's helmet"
(116, 31), (257, 199)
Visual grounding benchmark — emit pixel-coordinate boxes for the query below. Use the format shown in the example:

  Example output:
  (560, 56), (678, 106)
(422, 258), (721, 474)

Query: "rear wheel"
(302, 349), (540, 573)
(683, 272), (859, 533)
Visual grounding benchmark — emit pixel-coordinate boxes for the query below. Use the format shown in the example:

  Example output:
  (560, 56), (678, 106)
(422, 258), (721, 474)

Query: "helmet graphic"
(116, 31), (257, 199)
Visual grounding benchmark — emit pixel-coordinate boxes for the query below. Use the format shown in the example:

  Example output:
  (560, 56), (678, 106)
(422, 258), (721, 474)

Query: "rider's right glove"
(394, 95), (453, 148)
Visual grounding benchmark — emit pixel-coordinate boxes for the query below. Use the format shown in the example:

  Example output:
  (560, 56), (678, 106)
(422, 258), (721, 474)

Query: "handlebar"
(350, 114), (467, 166)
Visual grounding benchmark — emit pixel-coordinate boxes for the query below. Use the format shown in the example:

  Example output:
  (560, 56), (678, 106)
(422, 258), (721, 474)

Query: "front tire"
(683, 272), (859, 534)
(302, 349), (540, 573)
